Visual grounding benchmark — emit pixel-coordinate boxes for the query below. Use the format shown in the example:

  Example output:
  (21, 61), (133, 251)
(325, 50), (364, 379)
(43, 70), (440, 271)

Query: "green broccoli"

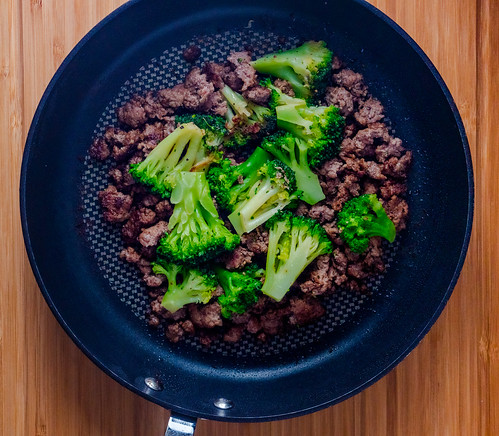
(275, 102), (344, 166)
(260, 77), (305, 109)
(252, 41), (333, 100)
(225, 159), (299, 235)
(157, 171), (240, 264)
(129, 123), (212, 198)
(206, 146), (271, 211)
(262, 211), (332, 302)
(152, 261), (217, 313)
(261, 131), (325, 205)
(175, 113), (227, 151)
(215, 264), (264, 319)
(337, 194), (396, 253)
(221, 85), (277, 147)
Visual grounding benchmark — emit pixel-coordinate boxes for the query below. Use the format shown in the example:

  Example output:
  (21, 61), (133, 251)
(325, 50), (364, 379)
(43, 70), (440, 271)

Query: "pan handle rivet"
(144, 377), (162, 391)
(214, 398), (233, 410)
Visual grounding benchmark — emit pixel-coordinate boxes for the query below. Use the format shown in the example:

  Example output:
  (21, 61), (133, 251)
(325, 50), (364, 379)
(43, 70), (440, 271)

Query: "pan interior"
(81, 28), (401, 357)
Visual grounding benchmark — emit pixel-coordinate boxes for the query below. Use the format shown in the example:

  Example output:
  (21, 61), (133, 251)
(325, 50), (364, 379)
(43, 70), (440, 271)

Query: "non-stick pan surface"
(20, 0), (473, 423)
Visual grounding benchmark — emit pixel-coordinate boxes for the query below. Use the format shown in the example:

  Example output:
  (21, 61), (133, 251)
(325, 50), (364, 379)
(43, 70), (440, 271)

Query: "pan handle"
(165, 412), (197, 436)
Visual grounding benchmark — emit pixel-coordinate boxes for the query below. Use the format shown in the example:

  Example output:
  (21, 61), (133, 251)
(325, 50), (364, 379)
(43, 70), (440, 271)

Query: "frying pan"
(20, 0), (473, 434)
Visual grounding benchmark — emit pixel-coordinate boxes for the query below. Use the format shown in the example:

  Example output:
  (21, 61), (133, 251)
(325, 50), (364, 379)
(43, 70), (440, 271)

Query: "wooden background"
(1, 0), (497, 434)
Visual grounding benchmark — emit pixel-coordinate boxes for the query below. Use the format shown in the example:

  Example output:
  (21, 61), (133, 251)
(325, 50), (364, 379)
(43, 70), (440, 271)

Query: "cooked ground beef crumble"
(89, 46), (411, 346)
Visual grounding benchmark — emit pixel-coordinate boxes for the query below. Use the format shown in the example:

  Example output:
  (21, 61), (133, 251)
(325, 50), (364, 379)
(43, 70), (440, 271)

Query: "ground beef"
(224, 246), (254, 270)
(89, 48), (411, 346)
(98, 185), (133, 223)
(138, 221), (168, 247)
(89, 137), (110, 160)
(183, 45), (201, 63)
(354, 97), (384, 126)
(325, 87), (355, 117)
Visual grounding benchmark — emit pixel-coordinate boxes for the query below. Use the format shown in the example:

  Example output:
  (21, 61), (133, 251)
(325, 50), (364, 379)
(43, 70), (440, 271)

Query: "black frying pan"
(20, 0), (473, 434)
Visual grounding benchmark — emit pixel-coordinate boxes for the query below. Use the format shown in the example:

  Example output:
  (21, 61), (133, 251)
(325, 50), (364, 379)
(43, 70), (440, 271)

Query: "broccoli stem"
(262, 229), (317, 301)
(228, 178), (284, 235)
(221, 86), (251, 117)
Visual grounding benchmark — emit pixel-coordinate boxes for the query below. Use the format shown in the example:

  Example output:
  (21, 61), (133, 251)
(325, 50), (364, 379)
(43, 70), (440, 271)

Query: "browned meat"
(385, 196), (409, 231)
(189, 303), (223, 329)
(117, 96), (148, 128)
(203, 91), (227, 116)
(183, 45), (201, 63)
(138, 220), (168, 247)
(98, 185), (133, 223)
(89, 137), (110, 160)
(119, 246), (141, 264)
(383, 151), (413, 179)
(307, 204), (336, 223)
(154, 199), (173, 220)
(354, 97), (384, 126)
(240, 227), (269, 254)
(376, 137), (404, 162)
(108, 166), (135, 191)
(142, 91), (172, 121)
(224, 246), (254, 270)
(143, 273), (165, 287)
(363, 160), (387, 181)
(183, 67), (215, 110)
(273, 78), (295, 96)
(300, 255), (332, 296)
(226, 51), (257, 91)
(380, 180), (407, 200)
(333, 69), (367, 98)
(331, 56), (343, 71)
(158, 84), (188, 109)
(165, 323), (185, 343)
(202, 62), (227, 89)
(325, 87), (355, 117)
(224, 326), (245, 342)
(121, 207), (157, 244)
(260, 308), (288, 335)
(288, 297), (325, 325)
(243, 85), (271, 105)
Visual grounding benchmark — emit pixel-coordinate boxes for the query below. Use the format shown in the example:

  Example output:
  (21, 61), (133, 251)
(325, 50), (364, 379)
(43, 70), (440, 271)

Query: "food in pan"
(89, 40), (411, 345)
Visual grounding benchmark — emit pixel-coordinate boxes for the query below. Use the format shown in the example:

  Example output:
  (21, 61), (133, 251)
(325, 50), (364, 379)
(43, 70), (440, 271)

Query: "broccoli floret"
(221, 85), (277, 147)
(262, 211), (332, 301)
(275, 103), (344, 166)
(215, 264), (264, 319)
(261, 131), (325, 205)
(152, 261), (217, 313)
(129, 123), (211, 198)
(226, 159), (300, 235)
(252, 41), (333, 100)
(260, 77), (306, 109)
(157, 171), (240, 264)
(175, 113), (227, 151)
(206, 146), (271, 211)
(337, 194), (396, 253)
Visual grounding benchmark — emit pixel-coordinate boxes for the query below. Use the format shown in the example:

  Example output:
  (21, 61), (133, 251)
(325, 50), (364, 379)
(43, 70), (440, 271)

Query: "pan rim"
(19, 0), (474, 422)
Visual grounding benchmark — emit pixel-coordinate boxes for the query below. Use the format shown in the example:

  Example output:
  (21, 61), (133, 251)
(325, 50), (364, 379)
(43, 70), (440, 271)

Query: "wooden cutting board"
(1, 0), (497, 434)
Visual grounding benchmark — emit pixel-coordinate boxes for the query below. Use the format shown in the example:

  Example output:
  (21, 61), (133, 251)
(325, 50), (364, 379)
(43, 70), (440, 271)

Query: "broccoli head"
(275, 102), (345, 167)
(337, 194), (396, 253)
(175, 113), (227, 151)
(221, 85), (277, 147)
(227, 159), (300, 235)
(262, 211), (332, 301)
(129, 123), (211, 198)
(215, 264), (264, 319)
(252, 41), (333, 101)
(261, 131), (325, 205)
(157, 171), (240, 264)
(152, 261), (217, 313)
(206, 146), (271, 211)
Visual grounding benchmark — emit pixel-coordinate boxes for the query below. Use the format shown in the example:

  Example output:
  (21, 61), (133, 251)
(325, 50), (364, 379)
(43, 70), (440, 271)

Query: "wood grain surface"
(1, 0), (496, 435)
